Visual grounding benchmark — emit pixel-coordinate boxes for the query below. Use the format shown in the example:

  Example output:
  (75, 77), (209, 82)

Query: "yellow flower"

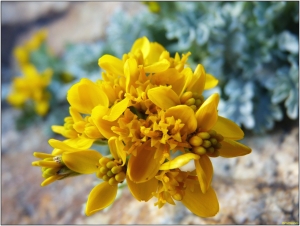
(32, 139), (102, 186)
(24, 29), (48, 51)
(34, 36), (252, 218)
(143, 1), (161, 13)
(13, 29), (48, 68)
(7, 64), (53, 116)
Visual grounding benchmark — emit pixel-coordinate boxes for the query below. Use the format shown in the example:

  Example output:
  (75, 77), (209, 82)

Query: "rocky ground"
(1, 2), (299, 225)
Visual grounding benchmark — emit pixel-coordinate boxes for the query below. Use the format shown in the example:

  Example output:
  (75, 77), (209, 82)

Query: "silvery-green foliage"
(153, 1), (298, 133)
(251, 87), (283, 134)
(219, 79), (255, 130)
(62, 41), (104, 80)
(105, 7), (158, 58)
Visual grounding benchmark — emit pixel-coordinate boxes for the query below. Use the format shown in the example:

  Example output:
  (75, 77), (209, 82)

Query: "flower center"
(97, 157), (126, 185)
(154, 169), (189, 208)
(189, 130), (223, 157)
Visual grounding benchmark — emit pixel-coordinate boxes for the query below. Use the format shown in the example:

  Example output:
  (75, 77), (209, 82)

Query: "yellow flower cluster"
(7, 29), (53, 116)
(33, 37), (251, 217)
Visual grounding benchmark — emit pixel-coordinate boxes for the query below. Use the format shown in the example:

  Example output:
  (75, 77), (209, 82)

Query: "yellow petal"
(125, 57), (139, 92)
(219, 138), (252, 158)
(85, 182), (118, 216)
(128, 146), (162, 183)
(63, 137), (95, 150)
(151, 69), (185, 96)
(182, 185), (219, 217)
(159, 153), (199, 170)
(144, 59), (170, 73)
(67, 78), (109, 114)
(41, 175), (63, 187)
(98, 54), (124, 75)
(194, 159), (207, 194)
(204, 74), (219, 90)
(126, 175), (157, 201)
(48, 139), (77, 152)
(130, 36), (150, 58)
(91, 105), (118, 139)
(147, 42), (165, 64)
(187, 64), (206, 94)
(33, 152), (54, 159)
(195, 93), (219, 131)
(69, 107), (83, 122)
(165, 105), (197, 134)
(62, 150), (102, 174)
(108, 137), (126, 166)
(199, 155), (214, 193)
(148, 86), (180, 110)
(103, 97), (130, 122)
(51, 125), (65, 135)
(212, 116), (244, 140)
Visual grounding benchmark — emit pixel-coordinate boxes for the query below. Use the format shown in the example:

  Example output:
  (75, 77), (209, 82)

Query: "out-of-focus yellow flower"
(34, 36), (251, 218)
(7, 64), (53, 116)
(13, 29), (48, 68)
(24, 29), (48, 51)
(143, 1), (160, 13)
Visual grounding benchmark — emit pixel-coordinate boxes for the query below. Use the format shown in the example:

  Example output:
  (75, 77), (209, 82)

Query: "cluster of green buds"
(96, 157), (127, 186)
(189, 130), (224, 157)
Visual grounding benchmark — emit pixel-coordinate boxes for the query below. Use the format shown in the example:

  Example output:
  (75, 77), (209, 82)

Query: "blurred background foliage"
(4, 1), (299, 134)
